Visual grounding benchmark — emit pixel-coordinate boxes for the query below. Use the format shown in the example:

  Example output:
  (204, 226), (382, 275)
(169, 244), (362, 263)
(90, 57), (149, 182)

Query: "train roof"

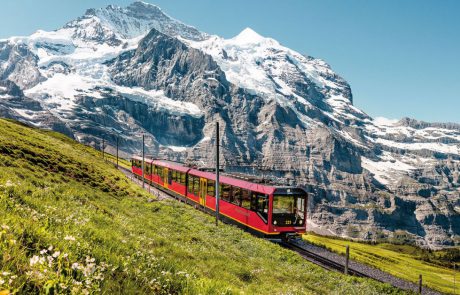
(188, 169), (276, 195)
(132, 156), (154, 164)
(131, 157), (302, 195)
(152, 160), (191, 173)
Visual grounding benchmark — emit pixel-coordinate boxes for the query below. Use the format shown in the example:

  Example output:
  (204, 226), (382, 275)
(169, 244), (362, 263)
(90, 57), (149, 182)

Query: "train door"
(163, 167), (169, 189)
(199, 178), (207, 207)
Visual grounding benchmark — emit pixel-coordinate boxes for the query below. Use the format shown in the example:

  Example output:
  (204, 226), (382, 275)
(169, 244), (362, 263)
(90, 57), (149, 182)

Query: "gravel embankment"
(291, 239), (442, 295)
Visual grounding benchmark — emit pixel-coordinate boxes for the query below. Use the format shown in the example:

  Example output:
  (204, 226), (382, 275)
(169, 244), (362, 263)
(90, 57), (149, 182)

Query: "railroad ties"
(282, 238), (441, 295)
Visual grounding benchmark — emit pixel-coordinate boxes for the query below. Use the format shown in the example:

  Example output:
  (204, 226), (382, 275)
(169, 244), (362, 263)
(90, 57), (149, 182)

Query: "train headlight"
(299, 220), (303, 225)
(274, 220), (277, 225)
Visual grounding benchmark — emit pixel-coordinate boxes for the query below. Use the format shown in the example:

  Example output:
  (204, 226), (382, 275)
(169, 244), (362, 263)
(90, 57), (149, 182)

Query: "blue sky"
(1, 0), (459, 123)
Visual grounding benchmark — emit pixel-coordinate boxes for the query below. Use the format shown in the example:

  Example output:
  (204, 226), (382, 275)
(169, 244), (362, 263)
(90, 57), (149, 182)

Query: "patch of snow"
(25, 73), (102, 103)
(361, 153), (415, 185)
(0, 86), (7, 92)
(373, 117), (399, 126)
(165, 145), (188, 152)
(231, 27), (266, 45)
(375, 138), (460, 154)
(12, 108), (36, 119)
(113, 86), (203, 118)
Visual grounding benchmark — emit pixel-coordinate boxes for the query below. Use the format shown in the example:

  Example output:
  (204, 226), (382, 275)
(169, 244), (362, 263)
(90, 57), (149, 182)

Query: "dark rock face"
(0, 42), (44, 89)
(75, 94), (205, 147)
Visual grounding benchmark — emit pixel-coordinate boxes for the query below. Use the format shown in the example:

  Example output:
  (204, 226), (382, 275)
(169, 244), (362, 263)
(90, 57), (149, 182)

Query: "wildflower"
(48, 245), (53, 251)
(121, 240), (127, 244)
(0, 278), (4, 285)
(30, 255), (40, 266)
(1, 224), (9, 230)
(2, 272), (10, 276)
(40, 249), (47, 255)
(71, 262), (80, 270)
(63, 253), (69, 258)
(64, 235), (76, 241)
(52, 251), (61, 258)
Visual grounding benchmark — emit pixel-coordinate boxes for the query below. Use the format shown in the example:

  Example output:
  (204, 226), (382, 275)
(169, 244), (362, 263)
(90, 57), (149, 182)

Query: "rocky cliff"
(0, 1), (458, 248)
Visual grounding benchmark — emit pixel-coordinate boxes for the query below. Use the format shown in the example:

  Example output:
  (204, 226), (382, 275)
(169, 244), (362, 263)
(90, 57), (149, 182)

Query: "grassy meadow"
(0, 118), (407, 294)
(304, 233), (459, 294)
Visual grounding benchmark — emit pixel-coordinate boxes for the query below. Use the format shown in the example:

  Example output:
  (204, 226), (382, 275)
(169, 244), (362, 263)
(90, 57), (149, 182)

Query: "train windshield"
(272, 194), (306, 227)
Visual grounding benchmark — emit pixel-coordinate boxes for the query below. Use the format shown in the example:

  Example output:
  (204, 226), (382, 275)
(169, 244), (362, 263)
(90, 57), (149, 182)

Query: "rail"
(279, 239), (369, 277)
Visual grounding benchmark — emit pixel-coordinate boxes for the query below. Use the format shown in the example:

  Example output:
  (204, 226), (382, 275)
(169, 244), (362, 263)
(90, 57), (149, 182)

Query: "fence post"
(344, 245), (349, 275)
(419, 274), (422, 294)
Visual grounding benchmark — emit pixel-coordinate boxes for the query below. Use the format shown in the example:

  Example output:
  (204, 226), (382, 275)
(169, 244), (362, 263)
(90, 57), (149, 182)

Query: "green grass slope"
(304, 234), (459, 294)
(0, 119), (405, 294)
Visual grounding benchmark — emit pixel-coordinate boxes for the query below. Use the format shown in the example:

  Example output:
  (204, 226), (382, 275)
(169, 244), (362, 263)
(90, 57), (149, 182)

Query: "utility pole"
(116, 136), (119, 169)
(142, 134), (145, 189)
(454, 263), (456, 295)
(215, 121), (220, 226)
(419, 274), (423, 294)
(102, 138), (105, 160)
(345, 245), (350, 275)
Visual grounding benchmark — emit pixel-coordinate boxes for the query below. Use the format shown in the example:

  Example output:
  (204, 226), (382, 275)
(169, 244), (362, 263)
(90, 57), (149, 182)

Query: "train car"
(131, 158), (307, 238)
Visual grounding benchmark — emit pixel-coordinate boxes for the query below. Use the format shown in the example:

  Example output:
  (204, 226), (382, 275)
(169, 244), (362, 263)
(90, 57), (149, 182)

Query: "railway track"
(117, 163), (441, 295)
(279, 239), (368, 277)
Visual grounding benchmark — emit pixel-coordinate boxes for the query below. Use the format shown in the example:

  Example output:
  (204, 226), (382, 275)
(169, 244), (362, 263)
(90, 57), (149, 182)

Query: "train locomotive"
(131, 157), (307, 238)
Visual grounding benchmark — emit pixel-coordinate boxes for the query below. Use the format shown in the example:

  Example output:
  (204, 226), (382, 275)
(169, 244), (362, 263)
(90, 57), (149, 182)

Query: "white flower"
(1, 224), (9, 230)
(64, 235), (76, 241)
(52, 251), (61, 258)
(30, 255), (40, 266)
(0, 279), (4, 285)
(71, 262), (80, 270)
(40, 249), (47, 255)
(48, 245), (53, 251)
(2, 272), (10, 276)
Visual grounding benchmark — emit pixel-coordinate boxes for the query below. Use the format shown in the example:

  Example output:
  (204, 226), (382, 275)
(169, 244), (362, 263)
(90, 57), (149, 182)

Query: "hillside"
(304, 234), (459, 294)
(0, 118), (405, 294)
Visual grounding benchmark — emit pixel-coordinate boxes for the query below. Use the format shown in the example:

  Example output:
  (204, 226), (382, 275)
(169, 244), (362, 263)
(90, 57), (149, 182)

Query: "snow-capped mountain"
(0, 1), (458, 248)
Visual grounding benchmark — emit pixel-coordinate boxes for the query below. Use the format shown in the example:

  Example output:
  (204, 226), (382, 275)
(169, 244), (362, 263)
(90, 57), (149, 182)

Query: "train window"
(158, 168), (163, 181)
(241, 189), (251, 209)
(172, 170), (176, 182)
(254, 194), (268, 221)
(180, 172), (186, 185)
(193, 177), (200, 196)
(222, 184), (231, 202)
(273, 195), (295, 214)
(233, 186), (242, 206)
(187, 175), (194, 193)
(207, 180), (215, 196)
(168, 170), (172, 185)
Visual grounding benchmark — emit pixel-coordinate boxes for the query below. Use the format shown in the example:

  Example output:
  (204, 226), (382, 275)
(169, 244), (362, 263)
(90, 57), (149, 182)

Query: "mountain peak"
(68, 2), (207, 42)
(233, 27), (265, 44)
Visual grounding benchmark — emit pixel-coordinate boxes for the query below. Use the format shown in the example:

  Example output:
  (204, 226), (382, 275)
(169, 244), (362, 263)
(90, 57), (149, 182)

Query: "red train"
(131, 156), (307, 238)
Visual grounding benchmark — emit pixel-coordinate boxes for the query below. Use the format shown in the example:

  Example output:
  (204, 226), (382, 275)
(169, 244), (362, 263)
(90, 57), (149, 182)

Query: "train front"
(269, 187), (307, 237)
